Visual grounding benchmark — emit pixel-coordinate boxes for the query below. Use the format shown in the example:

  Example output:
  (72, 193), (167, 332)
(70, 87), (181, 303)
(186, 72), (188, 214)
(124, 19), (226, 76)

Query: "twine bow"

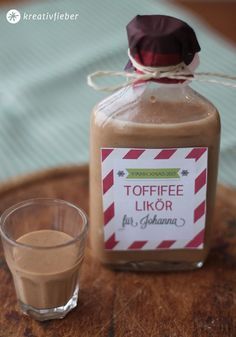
(87, 49), (236, 92)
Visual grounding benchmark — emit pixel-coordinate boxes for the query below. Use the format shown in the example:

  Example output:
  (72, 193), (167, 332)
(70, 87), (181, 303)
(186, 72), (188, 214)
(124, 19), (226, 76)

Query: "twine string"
(87, 48), (236, 92)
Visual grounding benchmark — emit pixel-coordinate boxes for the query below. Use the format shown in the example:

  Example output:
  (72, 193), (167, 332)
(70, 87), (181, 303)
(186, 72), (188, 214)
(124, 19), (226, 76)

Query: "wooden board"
(173, 1), (236, 44)
(0, 165), (235, 337)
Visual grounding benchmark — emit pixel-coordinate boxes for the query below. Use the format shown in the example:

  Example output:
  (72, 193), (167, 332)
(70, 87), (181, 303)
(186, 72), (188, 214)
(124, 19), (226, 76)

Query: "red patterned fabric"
(125, 15), (200, 84)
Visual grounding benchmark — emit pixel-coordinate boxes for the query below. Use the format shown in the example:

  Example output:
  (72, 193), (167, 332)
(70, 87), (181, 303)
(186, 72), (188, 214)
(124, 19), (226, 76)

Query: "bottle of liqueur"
(89, 15), (221, 271)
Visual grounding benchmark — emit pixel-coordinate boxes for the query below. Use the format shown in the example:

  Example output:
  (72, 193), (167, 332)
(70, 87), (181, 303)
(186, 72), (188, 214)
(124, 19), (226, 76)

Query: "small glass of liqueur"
(0, 198), (88, 321)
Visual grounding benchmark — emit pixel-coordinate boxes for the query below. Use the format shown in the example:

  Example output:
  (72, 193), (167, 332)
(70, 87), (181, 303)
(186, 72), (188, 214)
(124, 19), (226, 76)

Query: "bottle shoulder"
(92, 83), (220, 127)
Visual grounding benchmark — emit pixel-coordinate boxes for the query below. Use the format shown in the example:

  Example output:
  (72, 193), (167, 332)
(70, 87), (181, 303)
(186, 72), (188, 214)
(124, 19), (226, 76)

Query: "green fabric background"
(0, 0), (235, 185)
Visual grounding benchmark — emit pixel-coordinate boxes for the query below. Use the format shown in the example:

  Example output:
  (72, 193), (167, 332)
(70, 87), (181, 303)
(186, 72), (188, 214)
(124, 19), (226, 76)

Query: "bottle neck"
(138, 80), (196, 104)
(133, 53), (200, 87)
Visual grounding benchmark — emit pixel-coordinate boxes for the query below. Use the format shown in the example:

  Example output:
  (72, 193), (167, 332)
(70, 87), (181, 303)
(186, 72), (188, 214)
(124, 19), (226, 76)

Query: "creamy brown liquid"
(7, 230), (81, 309)
(90, 85), (220, 269)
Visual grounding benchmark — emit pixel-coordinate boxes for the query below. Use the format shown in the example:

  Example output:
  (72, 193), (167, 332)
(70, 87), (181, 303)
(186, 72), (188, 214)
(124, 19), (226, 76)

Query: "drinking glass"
(0, 198), (88, 321)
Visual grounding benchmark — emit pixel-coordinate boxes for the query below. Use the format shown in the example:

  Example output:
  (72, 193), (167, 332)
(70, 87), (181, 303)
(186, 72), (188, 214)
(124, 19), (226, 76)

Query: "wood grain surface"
(0, 165), (235, 337)
(172, 1), (236, 44)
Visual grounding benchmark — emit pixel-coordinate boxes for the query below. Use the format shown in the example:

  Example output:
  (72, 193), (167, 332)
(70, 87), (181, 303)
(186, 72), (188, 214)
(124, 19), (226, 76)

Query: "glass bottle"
(89, 15), (221, 271)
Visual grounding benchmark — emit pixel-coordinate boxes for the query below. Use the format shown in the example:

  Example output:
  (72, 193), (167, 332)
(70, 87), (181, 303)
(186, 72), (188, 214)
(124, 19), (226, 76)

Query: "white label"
(101, 147), (208, 250)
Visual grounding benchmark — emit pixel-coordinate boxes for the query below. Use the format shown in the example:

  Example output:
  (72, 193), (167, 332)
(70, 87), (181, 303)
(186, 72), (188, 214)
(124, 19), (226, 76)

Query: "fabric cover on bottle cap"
(126, 15), (201, 69)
